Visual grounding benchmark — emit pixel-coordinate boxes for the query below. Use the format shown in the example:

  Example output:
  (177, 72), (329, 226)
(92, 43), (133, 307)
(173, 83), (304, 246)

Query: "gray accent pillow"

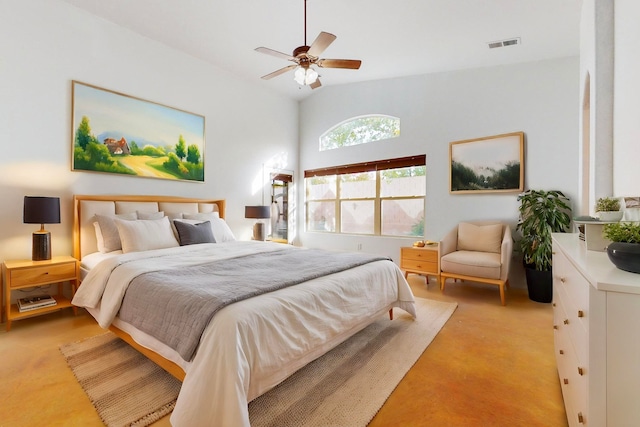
(173, 220), (216, 246)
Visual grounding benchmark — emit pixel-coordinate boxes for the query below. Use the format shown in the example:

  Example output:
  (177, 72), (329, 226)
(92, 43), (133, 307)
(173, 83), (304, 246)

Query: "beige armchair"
(439, 221), (513, 305)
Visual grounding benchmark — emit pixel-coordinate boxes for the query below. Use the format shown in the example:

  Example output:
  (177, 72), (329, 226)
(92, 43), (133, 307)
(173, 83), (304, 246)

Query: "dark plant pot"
(607, 242), (640, 274)
(524, 265), (553, 303)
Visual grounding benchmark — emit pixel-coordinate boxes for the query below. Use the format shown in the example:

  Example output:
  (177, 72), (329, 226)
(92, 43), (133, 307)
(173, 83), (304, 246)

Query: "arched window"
(319, 115), (400, 151)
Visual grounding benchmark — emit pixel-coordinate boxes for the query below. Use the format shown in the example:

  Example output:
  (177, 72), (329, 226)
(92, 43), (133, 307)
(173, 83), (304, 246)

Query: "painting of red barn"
(71, 81), (205, 182)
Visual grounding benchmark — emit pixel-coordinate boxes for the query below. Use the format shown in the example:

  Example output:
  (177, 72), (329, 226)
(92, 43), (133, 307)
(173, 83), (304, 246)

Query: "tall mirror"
(270, 173), (292, 242)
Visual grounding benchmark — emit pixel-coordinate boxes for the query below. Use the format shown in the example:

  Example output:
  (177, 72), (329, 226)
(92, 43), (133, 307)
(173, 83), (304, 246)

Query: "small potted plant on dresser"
(604, 222), (640, 273)
(595, 197), (623, 222)
(516, 189), (572, 302)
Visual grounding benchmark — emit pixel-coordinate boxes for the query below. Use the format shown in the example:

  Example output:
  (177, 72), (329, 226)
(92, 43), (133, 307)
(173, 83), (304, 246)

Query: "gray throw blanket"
(117, 248), (390, 361)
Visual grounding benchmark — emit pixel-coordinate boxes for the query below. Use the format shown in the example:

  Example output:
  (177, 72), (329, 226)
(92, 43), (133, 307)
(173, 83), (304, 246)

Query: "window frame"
(319, 114), (401, 151)
(305, 155), (426, 237)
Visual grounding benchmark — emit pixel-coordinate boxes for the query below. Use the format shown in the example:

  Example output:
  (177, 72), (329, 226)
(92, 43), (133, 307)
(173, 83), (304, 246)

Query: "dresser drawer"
(555, 276), (589, 365)
(555, 295), (588, 427)
(401, 259), (438, 273)
(557, 330), (588, 427)
(10, 262), (76, 287)
(554, 251), (589, 320)
(401, 247), (438, 262)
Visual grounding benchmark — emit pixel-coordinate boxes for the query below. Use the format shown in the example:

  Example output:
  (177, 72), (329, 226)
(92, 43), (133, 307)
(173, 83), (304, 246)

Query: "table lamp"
(23, 196), (60, 261)
(245, 205), (271, 241)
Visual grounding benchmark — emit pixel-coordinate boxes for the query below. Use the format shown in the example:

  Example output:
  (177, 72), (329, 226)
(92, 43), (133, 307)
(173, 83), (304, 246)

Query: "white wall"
(298, 57), (580, 287)
(580, 0), (640, 207)
(579, 0), (615, 214)
(613, 0), (640, 197)
(0, 0), (298, 262)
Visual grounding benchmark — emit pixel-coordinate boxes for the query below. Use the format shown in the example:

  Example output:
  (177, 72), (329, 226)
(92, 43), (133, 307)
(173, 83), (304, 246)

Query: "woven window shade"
(304, 155), (425, 178)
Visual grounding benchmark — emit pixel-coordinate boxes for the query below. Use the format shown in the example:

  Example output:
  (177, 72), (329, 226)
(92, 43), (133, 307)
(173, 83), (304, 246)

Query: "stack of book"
(17, 295), (57, 312)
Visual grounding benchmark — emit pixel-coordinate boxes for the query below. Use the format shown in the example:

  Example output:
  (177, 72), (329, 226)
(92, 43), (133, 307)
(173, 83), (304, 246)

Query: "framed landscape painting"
(449, 132), (524, 194)
(71, 81), (205, 182)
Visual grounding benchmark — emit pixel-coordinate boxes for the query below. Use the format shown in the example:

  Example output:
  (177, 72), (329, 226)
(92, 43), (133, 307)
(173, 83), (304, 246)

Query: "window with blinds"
(305, 155), (426, 237)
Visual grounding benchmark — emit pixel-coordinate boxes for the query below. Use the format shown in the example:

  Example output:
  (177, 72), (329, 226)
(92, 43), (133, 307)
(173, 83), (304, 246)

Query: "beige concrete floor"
(370, 275), (567, 426)
(0, 275), (566, 426)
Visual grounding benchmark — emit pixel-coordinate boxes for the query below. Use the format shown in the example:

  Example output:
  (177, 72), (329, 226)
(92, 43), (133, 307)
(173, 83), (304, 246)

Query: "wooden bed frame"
(72, 194), (393, 383)
(73, 194), (227, 381)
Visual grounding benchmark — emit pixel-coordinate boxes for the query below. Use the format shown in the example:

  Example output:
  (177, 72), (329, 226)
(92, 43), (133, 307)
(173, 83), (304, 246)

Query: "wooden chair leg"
(389, 308), (393, 320)
(499, 284), (506, 306)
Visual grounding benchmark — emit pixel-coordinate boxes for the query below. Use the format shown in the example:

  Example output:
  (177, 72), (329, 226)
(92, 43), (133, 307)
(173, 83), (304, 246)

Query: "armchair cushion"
(457, 222), (503, 254)
(441, 251), (502, 280)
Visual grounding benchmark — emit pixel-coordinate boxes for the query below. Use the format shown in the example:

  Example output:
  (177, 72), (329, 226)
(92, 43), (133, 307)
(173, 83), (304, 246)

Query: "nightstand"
(3, 255), (79, 331)
(400, 244), (440, 285)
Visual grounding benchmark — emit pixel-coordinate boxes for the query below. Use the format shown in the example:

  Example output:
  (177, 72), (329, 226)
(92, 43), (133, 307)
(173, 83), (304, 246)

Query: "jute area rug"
(61, 297), (457, 427)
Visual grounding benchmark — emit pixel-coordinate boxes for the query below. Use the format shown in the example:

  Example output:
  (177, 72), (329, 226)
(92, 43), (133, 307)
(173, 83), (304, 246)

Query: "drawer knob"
(559, 349), (564, 355)
(563, 319), (569, 325)
(553, 325), (558, 330)
(552, 303), (556, 307)
(578, 367), (584, 376)
(578, 412), (584, 424)
(560, 277), (566, 283)
(577, 310), (584, 318)
(563, 378), (569, 385)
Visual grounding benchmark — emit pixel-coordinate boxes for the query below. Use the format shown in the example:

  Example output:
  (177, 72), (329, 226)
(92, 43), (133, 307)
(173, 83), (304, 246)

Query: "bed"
(71, 194), (416, 426)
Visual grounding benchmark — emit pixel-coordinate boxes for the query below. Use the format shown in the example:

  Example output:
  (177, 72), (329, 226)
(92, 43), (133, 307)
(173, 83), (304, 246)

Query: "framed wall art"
(449, 131), (524, 194)
(71, 81), (205, 182)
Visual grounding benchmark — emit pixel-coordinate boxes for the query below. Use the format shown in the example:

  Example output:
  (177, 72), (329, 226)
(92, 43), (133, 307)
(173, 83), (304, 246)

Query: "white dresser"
(552, 233), (640, 427)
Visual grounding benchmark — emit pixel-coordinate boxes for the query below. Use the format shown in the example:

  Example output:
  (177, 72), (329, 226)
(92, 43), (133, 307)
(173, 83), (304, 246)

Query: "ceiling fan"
(255, 0), (361, 89)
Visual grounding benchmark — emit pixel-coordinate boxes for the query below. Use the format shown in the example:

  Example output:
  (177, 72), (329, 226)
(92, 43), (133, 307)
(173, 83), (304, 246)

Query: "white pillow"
(137, 210), (164, 220)
(165, 212), (185, 238)
(183, 212), (220, 220)
(94, 212), (138, 253)
(114, 217), (179, 253)
(178, 215), (236, 242)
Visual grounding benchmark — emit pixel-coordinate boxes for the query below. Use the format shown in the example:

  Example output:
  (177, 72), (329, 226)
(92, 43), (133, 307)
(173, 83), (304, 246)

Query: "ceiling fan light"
(293, 66), (318, 86)
(293, 66), (306, 85)
(305, 68), (318, 84)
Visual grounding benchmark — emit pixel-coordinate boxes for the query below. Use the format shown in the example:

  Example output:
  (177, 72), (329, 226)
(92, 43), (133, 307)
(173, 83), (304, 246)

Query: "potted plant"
(516, 190), (572, 302)
(603, 222), (640, 273)
(595, 197), (623, 221)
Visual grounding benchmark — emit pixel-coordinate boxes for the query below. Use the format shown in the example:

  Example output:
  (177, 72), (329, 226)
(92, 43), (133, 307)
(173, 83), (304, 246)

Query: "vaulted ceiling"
(60, 0), (582, 100)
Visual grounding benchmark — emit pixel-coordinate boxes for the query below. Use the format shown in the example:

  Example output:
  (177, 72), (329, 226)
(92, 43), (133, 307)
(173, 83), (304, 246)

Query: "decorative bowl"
(598, 211), (624, 222)
(607, 242), (640, 274)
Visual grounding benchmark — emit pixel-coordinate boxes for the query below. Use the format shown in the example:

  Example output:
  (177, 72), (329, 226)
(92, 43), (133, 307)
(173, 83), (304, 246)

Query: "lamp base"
(32, 231), (51, 261)
(253, 222), (266, 241)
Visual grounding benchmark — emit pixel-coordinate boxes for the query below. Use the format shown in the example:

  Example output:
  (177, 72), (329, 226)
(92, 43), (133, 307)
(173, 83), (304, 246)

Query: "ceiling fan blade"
(261, 64), (297, 80)
(255, 47), (295, 61)
(317, 59), (362, 69)
(307, 32), (336, 57)
(309, 78), (322, 90)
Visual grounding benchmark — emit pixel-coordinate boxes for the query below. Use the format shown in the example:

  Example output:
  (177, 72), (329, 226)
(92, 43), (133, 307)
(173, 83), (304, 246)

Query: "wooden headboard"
(73, 195), (226, 260)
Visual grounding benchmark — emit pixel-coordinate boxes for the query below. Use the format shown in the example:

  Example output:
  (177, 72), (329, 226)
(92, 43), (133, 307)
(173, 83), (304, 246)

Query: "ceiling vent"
(488, 37), (521, 49)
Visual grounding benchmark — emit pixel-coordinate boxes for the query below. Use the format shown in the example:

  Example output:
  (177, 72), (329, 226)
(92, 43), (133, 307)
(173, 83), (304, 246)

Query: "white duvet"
(72, 241), (416, 426)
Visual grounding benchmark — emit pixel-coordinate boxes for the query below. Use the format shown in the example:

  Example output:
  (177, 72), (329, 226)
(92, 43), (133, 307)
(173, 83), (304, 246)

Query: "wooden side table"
(400, 244), (440, 285)
(3, 255), (79, 331)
